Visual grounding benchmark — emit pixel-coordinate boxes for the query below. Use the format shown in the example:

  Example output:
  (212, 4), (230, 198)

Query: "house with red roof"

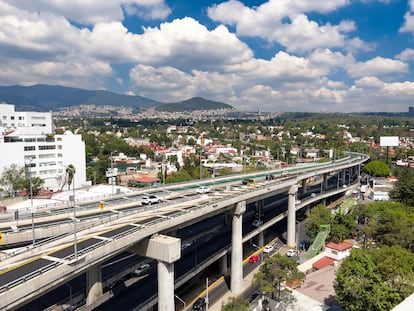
(312, 241), (354, 270)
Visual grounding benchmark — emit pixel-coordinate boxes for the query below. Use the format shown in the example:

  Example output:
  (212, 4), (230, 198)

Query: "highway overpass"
(0, 153), (367, 310)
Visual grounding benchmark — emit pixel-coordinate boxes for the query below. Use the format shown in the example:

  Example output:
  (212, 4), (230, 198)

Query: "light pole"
(110, 151), (117, 196)
(67, 165), (78, 259)
(27, 157), (35, 246)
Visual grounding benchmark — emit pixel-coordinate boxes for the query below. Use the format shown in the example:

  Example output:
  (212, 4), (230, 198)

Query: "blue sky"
(1, 0), (414, 113)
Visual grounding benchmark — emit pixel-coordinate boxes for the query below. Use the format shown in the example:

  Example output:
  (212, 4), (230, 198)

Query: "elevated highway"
(0, 153), (367, 310)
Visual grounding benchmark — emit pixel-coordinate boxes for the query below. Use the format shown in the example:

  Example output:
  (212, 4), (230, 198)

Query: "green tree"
(20, 176), (44, 196)
(221, 296), (249, 311)
(0, 164), (25, 197)
(305, 204), (332, 239)
(363, 160), (391, 177)
(254, 254), (305, 301)
(389, 167), (414, 206)
(65, 164), (76, 190)
(334, 246), (414, 311)
(165, 171), (192, 183)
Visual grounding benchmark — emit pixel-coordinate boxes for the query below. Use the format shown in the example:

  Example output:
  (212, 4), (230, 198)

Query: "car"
(141, 194), (161, 205)
(263, 245), (274, 253)
(252, 219), (263, 227)
(196, 186), (211, 194)
(286, 249), (298, 257)
(133, 263), (150, 276)
(265, 174), (275, 180)
(242, 178), (256, 186)
(249, 254), (260, 263)
(192, 297), (207, 310)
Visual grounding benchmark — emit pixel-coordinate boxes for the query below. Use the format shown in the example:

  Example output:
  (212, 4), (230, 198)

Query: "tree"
(389, 167), (414, 206)
(363, 160), (391, 177)
(165, 170), (192, 183)
(0, 164), (25, 197)
(305, 204), (332, 239)
(254, 254), (305, 302)
(334, 246), (414, 311)
(20, 176), (44, 196)
(65, 164), (76, 190)
(221, 296), (249, 311)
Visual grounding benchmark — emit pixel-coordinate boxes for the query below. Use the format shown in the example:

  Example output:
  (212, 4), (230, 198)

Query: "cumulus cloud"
(207, 0), (369, 53)
(4, 0), (171, 25)
(396, 48), (414, 61)
(346, 57), (408, 78)
(400, 0), (414, 35)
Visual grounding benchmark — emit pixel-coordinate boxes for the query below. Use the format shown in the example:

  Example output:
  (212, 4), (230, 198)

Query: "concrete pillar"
(231, 201), (246, 295)
(287, 185), (297, 248)
(258, 231), (265, 248)
(342, 170), (346, 185)
(130, 234), (181, 311)
(301, 179), (306, 193)
(323, 173), (328, 189)
(157, 261), (175, 311)
(86, 264), (103, 306)
(219, 253), (228, 275)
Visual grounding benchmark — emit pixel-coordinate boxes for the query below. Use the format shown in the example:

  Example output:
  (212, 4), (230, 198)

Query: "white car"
(286, 249), (298, 257)
(134, 263), (150, 276)
(263, 245), (274, 253)
(141, 195), (161, 205)
(196, 186), (211, 194)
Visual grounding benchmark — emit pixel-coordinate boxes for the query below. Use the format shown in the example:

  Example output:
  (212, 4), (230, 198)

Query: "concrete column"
(342, 170), (346, 185)
(323, 173), (328, 189)
(301, 179), (307, 193)
(258, 231), (265, 248)
(157, 261), (175, 311)
(86, 264), (103, 306)
(130, 234), (181, 311)
(219, 253), (228, 275)
(287, 185), (297, 248)
(231, 201), (246, 295)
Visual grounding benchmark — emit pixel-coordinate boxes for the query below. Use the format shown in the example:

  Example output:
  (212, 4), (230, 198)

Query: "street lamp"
(26, 157), (35, 246)
(110, 151), (117, 196)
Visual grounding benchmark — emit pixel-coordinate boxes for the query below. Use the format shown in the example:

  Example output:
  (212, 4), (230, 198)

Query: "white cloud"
(4, 0), (171, 25)
(400, 0), (414, 34)
(346, 57), (408, 78)
(396, 48), (414, 61)
(207, 0), (369, 53)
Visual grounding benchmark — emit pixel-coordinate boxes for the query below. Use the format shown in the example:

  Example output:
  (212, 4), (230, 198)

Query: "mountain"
(0, 84), (161, 112)
(156, 97), (233, 112)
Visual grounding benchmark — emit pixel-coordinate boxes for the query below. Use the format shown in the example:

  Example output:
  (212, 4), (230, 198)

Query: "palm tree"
(65, 164), (76, 190)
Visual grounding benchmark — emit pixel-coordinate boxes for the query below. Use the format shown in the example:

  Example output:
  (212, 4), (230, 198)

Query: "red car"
(249, 255), (259, 263)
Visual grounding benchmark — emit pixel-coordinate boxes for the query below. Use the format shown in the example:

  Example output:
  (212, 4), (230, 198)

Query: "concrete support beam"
(258, 231), (265, 248)
(86, 264), (103, 306)
(230, 201), (246, 295)
(157, 261), (175, 311)
(323, 173), (328, 189)
(301, 179), (307, 193)
(131, 234), (181, 311)
(287, 185), (297, 248)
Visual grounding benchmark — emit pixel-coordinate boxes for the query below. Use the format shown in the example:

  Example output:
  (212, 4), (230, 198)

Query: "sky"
(1, 0), (414, 113)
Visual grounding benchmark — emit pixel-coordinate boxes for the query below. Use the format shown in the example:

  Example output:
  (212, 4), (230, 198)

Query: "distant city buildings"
(409, 106), (414, 117)
(0, 103), (87, 191)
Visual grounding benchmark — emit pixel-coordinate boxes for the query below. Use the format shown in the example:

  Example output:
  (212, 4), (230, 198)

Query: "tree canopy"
(363, 160), (391, 177)
(0, 164), (25, 197)
(389, 167), (414, 206)
(334, 246), (414, 311)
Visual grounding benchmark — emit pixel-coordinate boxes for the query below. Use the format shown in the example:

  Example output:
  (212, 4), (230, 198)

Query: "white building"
(0, 103), (86, 191)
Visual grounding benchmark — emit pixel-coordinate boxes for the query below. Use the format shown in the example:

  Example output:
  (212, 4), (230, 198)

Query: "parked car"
(286, 249), (298, 257)
(133, 263), (150, 276)
(263, 245), (274, 253)
(249, 254), (260, 263)
(196, 186), (211, 194)
(141, 195), (161, 205)
(192, 297), (207, 310)
(252, 219), (263, 227)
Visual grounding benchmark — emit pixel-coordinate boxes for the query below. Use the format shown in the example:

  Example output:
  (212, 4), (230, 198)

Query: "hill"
(0, 84), (161, 112)
(156, 97), (233, 112)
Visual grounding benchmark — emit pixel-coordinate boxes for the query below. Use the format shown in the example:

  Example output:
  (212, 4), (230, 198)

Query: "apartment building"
(0, 103), (86, 191)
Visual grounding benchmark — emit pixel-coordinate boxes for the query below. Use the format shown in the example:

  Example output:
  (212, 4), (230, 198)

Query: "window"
(10, 116), (14, 120)
(39, 145), (56, 150)
(18, 116), (24, 120)
(24, 146), (36, 151)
